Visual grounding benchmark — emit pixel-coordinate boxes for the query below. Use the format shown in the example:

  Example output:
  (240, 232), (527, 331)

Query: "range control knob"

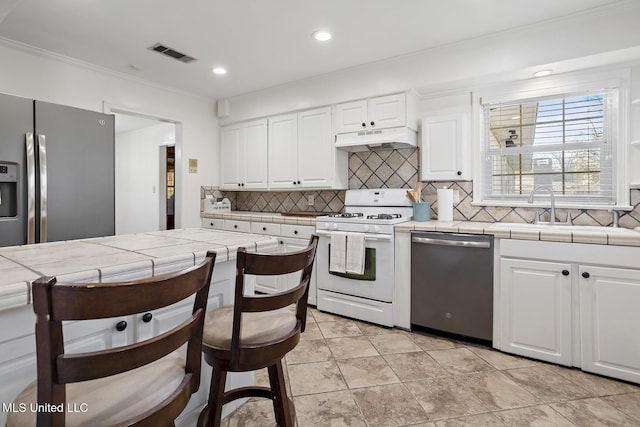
(332, 223), (339, 230)
(363, 225), (370, 232)
(373, 225), (380, 233)
(324, 223), (331, 230)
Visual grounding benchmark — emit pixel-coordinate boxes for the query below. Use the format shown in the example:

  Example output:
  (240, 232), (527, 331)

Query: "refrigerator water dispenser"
(0, 162), (18, 218)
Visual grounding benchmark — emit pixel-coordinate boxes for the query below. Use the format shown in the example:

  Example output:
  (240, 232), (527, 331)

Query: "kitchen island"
(0, 228), (279, 426)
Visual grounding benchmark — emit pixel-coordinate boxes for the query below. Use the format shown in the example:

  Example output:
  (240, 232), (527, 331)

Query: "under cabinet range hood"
(335, 127), (417, 152)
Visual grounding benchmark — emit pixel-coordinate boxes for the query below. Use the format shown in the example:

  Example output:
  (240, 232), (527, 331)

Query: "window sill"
(471, 200), (633, 212)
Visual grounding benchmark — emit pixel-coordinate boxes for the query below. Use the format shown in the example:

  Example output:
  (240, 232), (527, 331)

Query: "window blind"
(479, 89), (618, 205)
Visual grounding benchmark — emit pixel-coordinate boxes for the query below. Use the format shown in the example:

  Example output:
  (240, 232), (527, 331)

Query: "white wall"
(219, 1), (640, 186)
(0, 41), (218, 228)
(115, 123), (175, 234)
(220, 2), (640, 119)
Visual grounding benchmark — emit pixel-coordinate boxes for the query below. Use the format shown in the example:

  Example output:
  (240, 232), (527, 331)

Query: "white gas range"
(315, 189), (413, 326)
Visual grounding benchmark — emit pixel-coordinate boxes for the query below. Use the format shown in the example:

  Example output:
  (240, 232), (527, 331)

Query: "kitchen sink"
(491, 223), (637, 233)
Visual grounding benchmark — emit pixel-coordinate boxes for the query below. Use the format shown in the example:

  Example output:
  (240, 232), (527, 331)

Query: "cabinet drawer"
(250, 222), (282, 235)
(202, 218), (224, 229)
(223, 220), (251, 233)
(280, 224), (314, 239)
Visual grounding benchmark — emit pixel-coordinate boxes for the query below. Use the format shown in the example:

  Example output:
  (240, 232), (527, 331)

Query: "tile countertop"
(201, 211), (319, 226)
(395, 220), (640, 247)
(0, 228), (279, 313)
(204, 212), (640, 246)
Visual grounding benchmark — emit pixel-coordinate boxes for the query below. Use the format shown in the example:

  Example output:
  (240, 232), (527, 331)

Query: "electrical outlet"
(307, 195), (314, 206)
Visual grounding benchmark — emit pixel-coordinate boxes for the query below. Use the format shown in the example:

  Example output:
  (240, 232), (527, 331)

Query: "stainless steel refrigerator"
(0, 93), (115, 247)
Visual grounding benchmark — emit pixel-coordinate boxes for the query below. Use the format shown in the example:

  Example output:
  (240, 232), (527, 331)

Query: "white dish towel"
(329, 231), (347, 273)
(346, 232), (366, 275)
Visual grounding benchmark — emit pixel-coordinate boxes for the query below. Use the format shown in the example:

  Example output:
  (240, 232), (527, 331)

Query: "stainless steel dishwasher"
(411, 231), (493, 343)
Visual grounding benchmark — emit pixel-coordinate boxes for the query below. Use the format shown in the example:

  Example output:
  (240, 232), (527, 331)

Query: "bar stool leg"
(268, 360), (294, 427)
(198, 367), (227, 427)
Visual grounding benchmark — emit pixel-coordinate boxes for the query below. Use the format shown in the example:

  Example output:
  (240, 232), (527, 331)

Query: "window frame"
(472, 68), (631, 210)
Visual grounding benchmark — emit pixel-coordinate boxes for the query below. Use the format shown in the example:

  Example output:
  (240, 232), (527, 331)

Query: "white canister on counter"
(437, 188), (454, 221)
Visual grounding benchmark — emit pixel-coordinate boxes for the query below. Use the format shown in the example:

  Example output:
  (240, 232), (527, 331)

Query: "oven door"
(316, 230), (394, 302)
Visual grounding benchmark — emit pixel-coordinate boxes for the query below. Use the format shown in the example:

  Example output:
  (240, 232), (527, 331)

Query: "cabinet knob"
(210, 222), (214, 226)
(237, 183), (241, 187)
(370, 121), (375, 127)
(361, 122), (366, 128)
(294, 230), (298, 235)
(262, 227), (267, 231)
(115, 320), (128, 332)
(582, 272), (590, 279)
(297, 180), (301, 185)
(292, 180), (296, 185)
(241, 183), (245, 187)
(562, 270), (570, 276)
(234, 224), (238, 229)
(142, 313), (153, 323)
(457, 171), (462, 176)
(279, 240), (284, 245)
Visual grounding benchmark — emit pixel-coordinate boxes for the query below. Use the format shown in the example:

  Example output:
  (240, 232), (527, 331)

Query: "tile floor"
(221, 308), (640, 427)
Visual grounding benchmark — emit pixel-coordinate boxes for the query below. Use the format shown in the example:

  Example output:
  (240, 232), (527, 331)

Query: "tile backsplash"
(202, 147), (640, 229)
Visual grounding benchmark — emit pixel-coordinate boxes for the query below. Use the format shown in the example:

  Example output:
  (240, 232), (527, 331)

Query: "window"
(479, 89), (619, 206)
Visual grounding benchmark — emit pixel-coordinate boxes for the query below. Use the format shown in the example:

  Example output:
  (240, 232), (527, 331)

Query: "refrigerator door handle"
(26, 132), (36, 244)
(37, 134), (48, 243)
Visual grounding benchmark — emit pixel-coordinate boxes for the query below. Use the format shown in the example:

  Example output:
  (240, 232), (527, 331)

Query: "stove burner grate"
(366, 213), (402, 220)
(329, 212), (364, 218)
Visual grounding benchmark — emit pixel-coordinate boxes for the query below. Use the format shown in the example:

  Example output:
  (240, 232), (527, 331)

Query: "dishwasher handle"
(411, 235), (491, 249)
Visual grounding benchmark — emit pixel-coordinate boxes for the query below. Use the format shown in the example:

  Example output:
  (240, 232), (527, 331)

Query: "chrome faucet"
(609, 208), (620, 228)
(528, 185), (556, 224)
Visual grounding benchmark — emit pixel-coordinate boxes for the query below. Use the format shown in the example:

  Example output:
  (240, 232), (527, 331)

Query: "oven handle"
(411, 236), (490, 249)
(315, 230), (392, 241)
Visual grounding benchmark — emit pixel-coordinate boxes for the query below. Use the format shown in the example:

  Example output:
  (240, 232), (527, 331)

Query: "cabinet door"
(580, 265), (640, 383)
(420, 113), (467, 181)
(242, 119), (268, 189)
(298, 107), (332, 188)
(368, 93), (406, 130)
(220, 124), (243, 189)
(253, 240), (283, 294)
(500, 258), (572, 365)
(268, 114), (299, 189)
(335, 99), (368, 133)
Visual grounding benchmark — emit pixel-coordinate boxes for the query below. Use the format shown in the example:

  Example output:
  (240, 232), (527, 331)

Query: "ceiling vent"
(148, 43), (197, 63)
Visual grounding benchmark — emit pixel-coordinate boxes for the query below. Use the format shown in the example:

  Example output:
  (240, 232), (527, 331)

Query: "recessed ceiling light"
(312, 30), (332, 41)
(533, 69), (553, 77)
(212, 66), (227, 75)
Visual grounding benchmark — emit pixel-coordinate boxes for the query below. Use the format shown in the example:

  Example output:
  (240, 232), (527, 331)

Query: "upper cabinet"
(269, 107), (347, 190)
(335, 93), (417, 134)
(420, 112), (470, 181)
(220, 119), (268, 190)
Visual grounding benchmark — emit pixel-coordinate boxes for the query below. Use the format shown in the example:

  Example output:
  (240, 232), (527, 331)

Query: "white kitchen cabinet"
(496, 239), (640, 384)
(220, 119), (268, 190)
(420, 112), (469, 181)
(499, 257), (573, 365)
(298, 108), (337, 188)
(268, 113), (298, 188)
(579, 265), (640, 384)
(335, 93), (417, 134)
(224, 219), (251, 233)
(268, 107), (346, 190)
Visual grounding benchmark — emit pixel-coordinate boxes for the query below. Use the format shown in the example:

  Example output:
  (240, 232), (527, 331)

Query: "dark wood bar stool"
(198, 235), (319, 427)
(7, 252), (216, 427)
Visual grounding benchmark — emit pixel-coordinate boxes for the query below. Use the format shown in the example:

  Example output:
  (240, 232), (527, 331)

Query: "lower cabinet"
(579, 265), (640, 384)
(499, 258), (572, 365)
(496, 239), (640, 384)
(203, 218), (317, 304)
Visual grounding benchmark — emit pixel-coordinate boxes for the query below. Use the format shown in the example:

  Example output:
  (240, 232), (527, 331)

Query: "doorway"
(166, 146), (175, 230)
(106, 106), (179, 235)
